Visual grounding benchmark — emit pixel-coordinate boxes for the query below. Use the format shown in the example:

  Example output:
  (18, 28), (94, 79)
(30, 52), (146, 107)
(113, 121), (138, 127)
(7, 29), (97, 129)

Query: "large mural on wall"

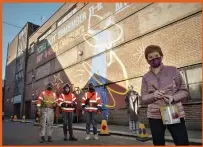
(32, 2), (202, 120)
(34, 3), (133, 115)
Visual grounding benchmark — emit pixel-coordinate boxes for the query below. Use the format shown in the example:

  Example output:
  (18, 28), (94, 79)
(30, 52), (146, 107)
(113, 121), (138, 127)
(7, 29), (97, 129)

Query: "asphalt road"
(3, 120), (174, 145)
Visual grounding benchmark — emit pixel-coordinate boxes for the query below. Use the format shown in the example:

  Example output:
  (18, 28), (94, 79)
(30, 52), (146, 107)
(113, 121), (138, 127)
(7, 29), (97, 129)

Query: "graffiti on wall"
(133, 39), (145, 63)
(35, 3), (131, 65)
(52, 73), (64, 91)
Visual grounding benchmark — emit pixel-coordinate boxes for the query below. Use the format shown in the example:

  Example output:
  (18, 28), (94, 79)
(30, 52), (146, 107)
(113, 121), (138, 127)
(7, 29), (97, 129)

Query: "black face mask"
(63, 89), (70, 94)
(89, 87), (95, 92)
(47, 87), (52, 91)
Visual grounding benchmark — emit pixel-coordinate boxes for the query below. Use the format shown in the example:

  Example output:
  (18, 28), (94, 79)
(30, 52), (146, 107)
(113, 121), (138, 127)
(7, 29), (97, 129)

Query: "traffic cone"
(99, 120), (110, 136)
(21, 115), (25, 123)
(13, 115), (17, 122)
(136, 123), (150, 142)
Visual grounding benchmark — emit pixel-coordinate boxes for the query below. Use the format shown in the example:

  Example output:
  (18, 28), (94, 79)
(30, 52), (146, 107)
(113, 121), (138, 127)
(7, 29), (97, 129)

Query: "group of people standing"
(36, 82), (102, 143)
(36, 45), (190, 146)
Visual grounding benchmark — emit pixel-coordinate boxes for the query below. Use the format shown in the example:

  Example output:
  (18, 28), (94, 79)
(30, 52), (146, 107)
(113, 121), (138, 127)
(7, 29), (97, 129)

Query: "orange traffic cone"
(13, 115), (17, 121)
(136, 123), (150, 142)
(99, 120), (110, 136)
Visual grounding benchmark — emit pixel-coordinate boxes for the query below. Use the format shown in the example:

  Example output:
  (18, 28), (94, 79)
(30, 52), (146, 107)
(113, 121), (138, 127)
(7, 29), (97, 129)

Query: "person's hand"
(61, 103), (66, 107)
(37, 111), (41, 117)
(163, 95), (174, 104)
(97, 110), (101, 115)
(153, 90), (165, 100)
(97, 106), (102, 111)
(53, 103), (57, 107)
(72, 101), (76, 107)
(82, 110), (85, 115)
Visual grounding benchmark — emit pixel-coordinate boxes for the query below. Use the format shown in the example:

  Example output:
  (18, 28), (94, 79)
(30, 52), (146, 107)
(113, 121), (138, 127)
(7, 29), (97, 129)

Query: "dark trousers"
(149, 118), (189, 146)
(85, 111), (97, 134)
(63, 112), (73, 137)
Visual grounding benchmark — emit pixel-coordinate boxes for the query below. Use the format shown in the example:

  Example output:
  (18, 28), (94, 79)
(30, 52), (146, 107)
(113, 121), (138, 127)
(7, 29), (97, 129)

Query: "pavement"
(3, 121), (174, 145)
(6, 118), (202, 145)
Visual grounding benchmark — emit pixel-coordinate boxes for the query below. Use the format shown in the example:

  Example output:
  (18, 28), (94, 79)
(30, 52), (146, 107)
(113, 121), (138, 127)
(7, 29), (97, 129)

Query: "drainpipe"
(21, 24), (29, 118)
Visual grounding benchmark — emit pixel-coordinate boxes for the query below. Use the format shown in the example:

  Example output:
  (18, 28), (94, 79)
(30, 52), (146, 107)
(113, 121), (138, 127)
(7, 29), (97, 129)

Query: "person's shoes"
(85, 134), (91, 140)
(64, 135), (68, 141)
(48, 136), (53, 142)
(40, 136), (45, 143)
(135, 130), (139, 134)
(69, 136), (78, 141)
(94, 134), (98, 140)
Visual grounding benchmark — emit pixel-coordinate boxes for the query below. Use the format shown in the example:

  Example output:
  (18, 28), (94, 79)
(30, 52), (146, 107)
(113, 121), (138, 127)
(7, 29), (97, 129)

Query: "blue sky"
(2, 3), (63, 79)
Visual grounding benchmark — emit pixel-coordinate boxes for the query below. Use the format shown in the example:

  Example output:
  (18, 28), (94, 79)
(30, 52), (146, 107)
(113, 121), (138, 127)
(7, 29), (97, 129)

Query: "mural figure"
(83, 10), (125, 119)
(125, 85), (140, 134)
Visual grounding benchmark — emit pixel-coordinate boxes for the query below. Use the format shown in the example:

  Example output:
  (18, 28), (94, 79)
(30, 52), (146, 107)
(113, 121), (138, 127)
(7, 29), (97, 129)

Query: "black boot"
(40, 136), (45, 143)
(64, 134), (68, 141)
(69, 136), (78, 141)
(48, 136), (53, 142)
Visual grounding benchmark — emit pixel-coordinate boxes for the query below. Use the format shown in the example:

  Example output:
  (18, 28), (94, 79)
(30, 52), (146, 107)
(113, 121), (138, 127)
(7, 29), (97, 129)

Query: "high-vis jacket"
(37, 90), (57, 109)
(57, 93), (77, 112)
(81, 91), (102, 112)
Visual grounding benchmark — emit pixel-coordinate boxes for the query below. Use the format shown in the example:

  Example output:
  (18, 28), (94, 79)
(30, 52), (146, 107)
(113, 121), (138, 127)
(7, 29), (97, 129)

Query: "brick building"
(4, 3), (202, 130)
(4, 22), (39, 118)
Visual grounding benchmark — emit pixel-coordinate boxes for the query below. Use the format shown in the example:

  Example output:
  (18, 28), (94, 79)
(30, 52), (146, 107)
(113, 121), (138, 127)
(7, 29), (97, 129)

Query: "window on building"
(57, 4), (77, 27)
(14, 70), (24, 96)
(38, 28), (52, 42)
(15, 71), (24, 81)
(185, 64), (202, 101)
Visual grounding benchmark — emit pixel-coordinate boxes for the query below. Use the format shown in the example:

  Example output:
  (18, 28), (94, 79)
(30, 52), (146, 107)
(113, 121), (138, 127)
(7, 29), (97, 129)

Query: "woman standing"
(141, 45), (189, 145)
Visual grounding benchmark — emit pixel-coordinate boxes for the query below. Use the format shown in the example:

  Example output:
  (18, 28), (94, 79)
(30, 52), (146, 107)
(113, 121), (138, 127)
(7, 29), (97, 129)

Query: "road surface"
(3, 120), (174, 145)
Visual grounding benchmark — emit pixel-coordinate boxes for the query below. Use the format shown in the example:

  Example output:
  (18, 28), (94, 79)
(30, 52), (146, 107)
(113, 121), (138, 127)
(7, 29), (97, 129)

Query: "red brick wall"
(183, 103), (202, 130)
(105, 103), (202, 130)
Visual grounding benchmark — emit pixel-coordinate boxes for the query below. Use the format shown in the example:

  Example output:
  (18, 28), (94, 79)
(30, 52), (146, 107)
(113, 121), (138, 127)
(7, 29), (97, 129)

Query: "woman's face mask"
(147, 52), (162, 68)
(148, 57), (162, 68)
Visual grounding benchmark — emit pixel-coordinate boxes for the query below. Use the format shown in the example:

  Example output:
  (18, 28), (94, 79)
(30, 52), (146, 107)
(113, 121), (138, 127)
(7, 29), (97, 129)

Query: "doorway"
(14, 103), (21, 118)
(25, 101), (31, 119)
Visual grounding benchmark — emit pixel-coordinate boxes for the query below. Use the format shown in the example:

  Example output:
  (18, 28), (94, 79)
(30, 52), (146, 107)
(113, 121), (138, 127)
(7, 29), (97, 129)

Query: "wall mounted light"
(78, 51), (83, 56)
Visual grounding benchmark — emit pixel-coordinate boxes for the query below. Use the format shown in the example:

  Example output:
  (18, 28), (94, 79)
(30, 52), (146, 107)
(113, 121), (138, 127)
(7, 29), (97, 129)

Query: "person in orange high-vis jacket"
(37, 83), (57, 143)
(81, 83), (102, 140)
(57, 83), (78, 141)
